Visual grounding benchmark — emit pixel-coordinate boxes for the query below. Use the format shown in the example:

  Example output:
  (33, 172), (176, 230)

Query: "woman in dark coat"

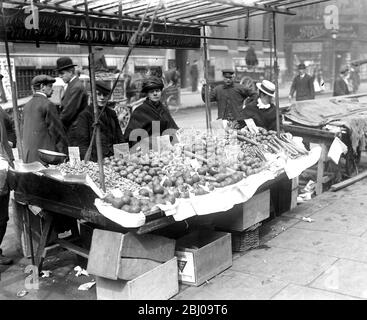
(76, 80), (124, 162)
(241, 79), (281, 131)
(123, 77), (179, 149)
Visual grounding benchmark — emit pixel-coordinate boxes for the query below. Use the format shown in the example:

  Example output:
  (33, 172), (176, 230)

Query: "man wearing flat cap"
(288, 63), (315, 101)
(22, 75), (68, 163)
(56, 56), (88, 146)
(202, 69), (257, 126)
(333, 65), (351, 97)
(75, 80), (123, 161)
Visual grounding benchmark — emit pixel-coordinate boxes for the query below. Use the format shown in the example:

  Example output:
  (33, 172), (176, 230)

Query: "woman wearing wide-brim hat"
(123, 76), (179, 150)
(240, 79), (281, 131)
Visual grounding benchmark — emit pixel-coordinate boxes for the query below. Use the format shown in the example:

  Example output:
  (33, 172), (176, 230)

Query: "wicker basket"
(231, 223), (261, 252)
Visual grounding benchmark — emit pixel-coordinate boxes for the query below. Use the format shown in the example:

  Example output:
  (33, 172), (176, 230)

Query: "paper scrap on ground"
(302, 217), (315, 223)
(328, 137), (348, 164)
(41, 270), (52, 278)
(74, 266), (89, 277)
(78, 281), (96, 291)
(16, 290), (28, 297)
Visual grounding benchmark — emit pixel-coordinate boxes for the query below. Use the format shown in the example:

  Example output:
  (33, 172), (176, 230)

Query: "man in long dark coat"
(57, 57), (88, 146)
(22, 75), (68, 164)
(289, 63), (315, 101)
(202, 69), (257, 126)
(333, 66), (350, 97)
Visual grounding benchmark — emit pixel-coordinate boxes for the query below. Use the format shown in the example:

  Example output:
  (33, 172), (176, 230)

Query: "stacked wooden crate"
(87, 230), (179, 300)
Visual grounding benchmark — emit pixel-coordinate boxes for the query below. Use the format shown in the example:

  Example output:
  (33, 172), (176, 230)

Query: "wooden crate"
(175, 230), (232, 286)
(87, 229), (176, 280)
(213, 190), (270, 232)
(95, 257), (179, 300)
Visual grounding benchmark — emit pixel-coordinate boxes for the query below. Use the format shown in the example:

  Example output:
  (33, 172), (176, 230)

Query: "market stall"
(0, 0), (330, 299)
(283, 93), (367, 194)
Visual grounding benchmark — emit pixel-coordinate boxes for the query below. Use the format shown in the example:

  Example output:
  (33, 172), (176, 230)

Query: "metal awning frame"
(1, 0), (333, 189)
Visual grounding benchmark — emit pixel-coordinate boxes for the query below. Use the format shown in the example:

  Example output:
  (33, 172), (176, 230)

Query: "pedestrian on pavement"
(333, 65), (350, 97)
(22, 75), (68, 164)
(241, 79), (281, 131)
(123, 76), (179, 149)
(76, 80), (124, 162)
(56, 57), (88, 147)
(202, 69), (257, 128)
(190, 60), (199, 92)
(349, 63), (360, 94)
(0, 106), (14, 265)
(288, 63), (315, 101)
(0, 74), (8, 104)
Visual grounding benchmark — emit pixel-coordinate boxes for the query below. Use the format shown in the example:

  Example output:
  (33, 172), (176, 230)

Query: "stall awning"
(3, 0), (333, 26)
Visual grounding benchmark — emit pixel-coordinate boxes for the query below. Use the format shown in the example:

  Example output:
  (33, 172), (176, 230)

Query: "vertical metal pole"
(1, 2), (23, 161)
(84, 0), (105, 191)
(331, 35), (336, 93)
(269, 13), (273, 82)
(202, 25), (212, 132)
(272, 12), (280, 137)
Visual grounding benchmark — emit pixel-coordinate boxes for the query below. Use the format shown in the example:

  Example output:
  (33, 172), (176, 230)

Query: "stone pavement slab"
(271, 284), (359, 300)
(266, 228), (367, 262)
(281, 196), (335, 220)
(173, 269), (287, 300)
(293, 200), (367, 236)
(311, 259), (367, 299)
(259, 216), (300, 245)
(231, 247), (337, 286)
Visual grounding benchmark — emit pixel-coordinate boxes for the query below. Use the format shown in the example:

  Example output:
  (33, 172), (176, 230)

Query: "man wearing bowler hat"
(241, 79), (281, 131)
(22, 75), (68, 164)
(288, 63), (315, 102)
(202, 69), (257, 127)
(56, 57), (88, 146)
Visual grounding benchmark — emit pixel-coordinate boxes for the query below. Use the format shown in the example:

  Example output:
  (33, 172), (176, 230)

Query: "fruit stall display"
(51, 127), (308, 219)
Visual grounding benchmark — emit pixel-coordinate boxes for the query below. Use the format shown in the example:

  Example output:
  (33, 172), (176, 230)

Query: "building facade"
(284, 0), (367, 84)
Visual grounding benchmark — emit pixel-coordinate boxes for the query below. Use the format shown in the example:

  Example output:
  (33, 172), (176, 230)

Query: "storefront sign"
(1, 8), (201, 49)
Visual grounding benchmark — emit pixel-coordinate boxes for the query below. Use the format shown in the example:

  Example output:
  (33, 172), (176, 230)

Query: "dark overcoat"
(76, 105), (124, 162)
(22, 93), (68, 163)
(60, 77), (88, 146)
(123, 98), (179, 148)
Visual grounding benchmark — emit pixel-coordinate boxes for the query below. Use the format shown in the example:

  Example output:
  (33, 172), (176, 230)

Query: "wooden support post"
(272, 12), (280, 137)
(290, 176), (299, 210)
(34, 214), (53, 272)
(202, 25), (212, 132)
(84, 0), (106, 192)
(316, 143), (328, 195)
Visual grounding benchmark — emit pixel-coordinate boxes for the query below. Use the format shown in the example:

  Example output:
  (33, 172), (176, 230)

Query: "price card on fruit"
(68, 147), (80, 167)
(157, 135), (172, 154)
(245, 118), (259, 134)
(113, 143), (130, 159)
